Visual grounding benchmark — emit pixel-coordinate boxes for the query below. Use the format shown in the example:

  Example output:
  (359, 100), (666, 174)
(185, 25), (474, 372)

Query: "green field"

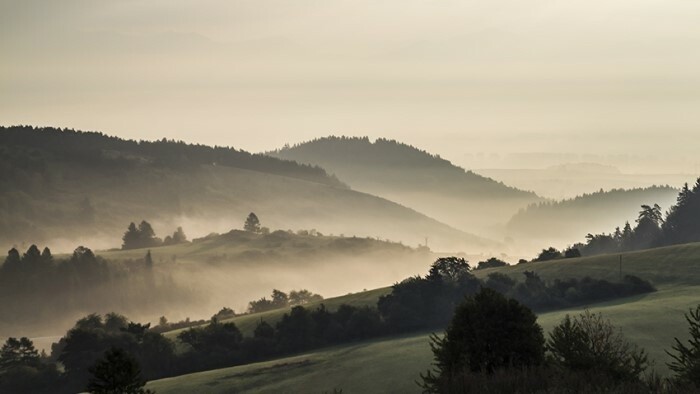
(149, 243), (700, 393)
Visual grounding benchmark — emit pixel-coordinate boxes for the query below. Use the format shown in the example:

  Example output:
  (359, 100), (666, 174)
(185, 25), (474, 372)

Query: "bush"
(548, 311), (648, 382)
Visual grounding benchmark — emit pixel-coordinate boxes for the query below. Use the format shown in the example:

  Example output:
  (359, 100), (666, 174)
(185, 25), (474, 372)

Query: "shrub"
(548, 311), (648, 382)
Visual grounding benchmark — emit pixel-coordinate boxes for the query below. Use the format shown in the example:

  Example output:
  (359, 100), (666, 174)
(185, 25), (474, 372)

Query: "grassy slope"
(163, 287), (391, 340)
(149, 243), (700, 393)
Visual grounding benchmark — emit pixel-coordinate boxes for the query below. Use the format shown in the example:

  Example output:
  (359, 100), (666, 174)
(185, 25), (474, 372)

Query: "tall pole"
(619, 254), (622, 281)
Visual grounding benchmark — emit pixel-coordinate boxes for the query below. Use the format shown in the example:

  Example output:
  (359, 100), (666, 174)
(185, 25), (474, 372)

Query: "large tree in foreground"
(420, 287), (545, 392)
(667, 305), (700, 387)
(86, 347), (153, 394)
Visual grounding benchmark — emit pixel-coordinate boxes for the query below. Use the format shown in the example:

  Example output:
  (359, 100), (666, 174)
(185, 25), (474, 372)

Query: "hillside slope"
(270, 137), (540, 236)
(507, 186), (679, 249)
(149, 242), (700, 393)
(0, 126), (494, 252)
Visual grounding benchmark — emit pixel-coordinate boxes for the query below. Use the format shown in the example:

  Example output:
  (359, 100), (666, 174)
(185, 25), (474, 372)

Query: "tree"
(427, 257), (470, 281)
(271, 289), (289, 308)
(564, 247), (582, 258)
(548, 310), (647, 382)
(0, 337), (40, 370)
(122, 221), (162, 249)
(86, 347), (153, 394)
(475, 257), (508, 270)
(534, 247), (562, 262)
(289, 289), (323, 306)
(122, 223), (140, 250)
(631, 204), (663, 250)
(1, 247), (21, 274)
(667, 304), (700, 386)
(244, 212), (261, 233)
(420, 288), (545, 392)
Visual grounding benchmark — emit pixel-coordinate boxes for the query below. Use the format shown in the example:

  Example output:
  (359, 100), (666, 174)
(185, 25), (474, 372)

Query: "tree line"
(0, 244), (193, 337)
(526, 178), (700, 260)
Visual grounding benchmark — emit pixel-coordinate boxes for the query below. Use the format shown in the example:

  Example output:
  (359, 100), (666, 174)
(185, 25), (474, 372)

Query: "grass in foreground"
(149, 243), (700, 392)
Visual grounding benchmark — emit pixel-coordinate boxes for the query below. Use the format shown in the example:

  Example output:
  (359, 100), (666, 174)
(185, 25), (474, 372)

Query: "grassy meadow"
(149, 242), (700, 393)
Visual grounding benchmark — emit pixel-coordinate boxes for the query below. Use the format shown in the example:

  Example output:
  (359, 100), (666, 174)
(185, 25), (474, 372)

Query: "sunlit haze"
(3, 1), (700, 174)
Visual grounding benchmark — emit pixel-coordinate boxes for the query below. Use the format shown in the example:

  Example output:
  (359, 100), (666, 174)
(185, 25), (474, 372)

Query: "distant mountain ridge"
(0, 126), (494, 252)
(270, 136), (541, 235)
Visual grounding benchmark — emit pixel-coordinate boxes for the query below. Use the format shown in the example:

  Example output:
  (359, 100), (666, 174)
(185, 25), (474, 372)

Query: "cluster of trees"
(177, 303), (383, 372)
(247, 289), (324, 314)
(474, 257), (508, 270)
(420, 288), (700, 393)
(539, 179), (700, 259)
(122, 220), (187, 250)
(485, 271), (655, 311)
(0, 313), (168, 393)
(377, 257), (654, 333)
(0, 244), (192, 336)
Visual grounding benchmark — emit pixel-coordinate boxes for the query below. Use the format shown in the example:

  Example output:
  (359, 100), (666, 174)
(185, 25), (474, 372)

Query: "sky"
(2, 0), (700, 173)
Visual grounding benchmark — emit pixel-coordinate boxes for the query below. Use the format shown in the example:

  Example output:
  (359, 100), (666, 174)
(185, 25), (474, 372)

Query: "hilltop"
(270, 137), (541, 235)
(0, 126), (494, 252)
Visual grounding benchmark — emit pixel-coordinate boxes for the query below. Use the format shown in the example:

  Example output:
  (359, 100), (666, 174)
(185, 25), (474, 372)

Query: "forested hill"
(271, 136), (533, 198)
(0, 126), (493, 252)
(507, 186), (679, 247)
(270, 136), (541, 234)
(0, 126), (345, 187)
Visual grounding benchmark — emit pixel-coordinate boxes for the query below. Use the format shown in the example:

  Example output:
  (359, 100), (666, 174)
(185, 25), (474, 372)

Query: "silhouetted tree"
(534, 247), (562, 262)
(475, 257), (508, 270)
(631, 204), (663, 249)
(122, 223), (140, 250)
(86, 347), (153, 394)
(427, 257), (470, 281)
(0, 337), (40, 370)
(564, 247), (582, 258)
(271, 289), (289, 308)
(420, 288), (545, 392)
(667, 304), (700, 387)
(289, 289), (323, 306)
(1, 247), (21, 274)
(244, 212), (261, 233)
(548, 311), (647, 382)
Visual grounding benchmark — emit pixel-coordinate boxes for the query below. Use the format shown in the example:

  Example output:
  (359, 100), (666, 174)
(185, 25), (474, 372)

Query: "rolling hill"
(269, 137), (541, 237)
(507, 186), (680, 250)
(0, 126), (495, 252)
(149, 242), (700, 392)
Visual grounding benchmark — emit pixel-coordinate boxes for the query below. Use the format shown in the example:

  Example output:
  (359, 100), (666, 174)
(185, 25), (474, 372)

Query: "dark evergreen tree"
(244, 212), (261, 233)
(630, 204), (663, 249)
(1, 248), (21, 274)
(122, 222), (140, 250)
(667, 305), (700, 387)
(0, 337), (40, 370)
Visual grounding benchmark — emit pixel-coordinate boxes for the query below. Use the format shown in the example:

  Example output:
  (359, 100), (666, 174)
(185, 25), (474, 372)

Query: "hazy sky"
(2, 0), (700, 172)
